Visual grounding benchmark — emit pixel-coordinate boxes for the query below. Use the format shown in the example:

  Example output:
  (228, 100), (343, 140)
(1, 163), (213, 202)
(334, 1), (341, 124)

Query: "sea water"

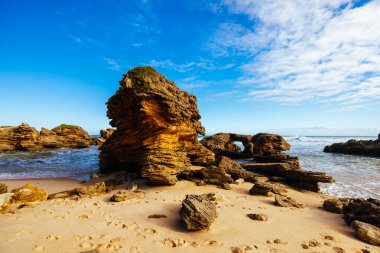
(0, 136), (379, 199)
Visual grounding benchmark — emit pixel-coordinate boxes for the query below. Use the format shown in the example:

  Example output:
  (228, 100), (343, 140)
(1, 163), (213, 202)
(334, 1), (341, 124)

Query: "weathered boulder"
(274, 194), (303, 208)
(249, 182), (287, 196)
(180, 194), (217, 231)
(48, 182), (106, 199)
(0, 183), (7, 194)
(324, 135), (380, 157)
(351, 220), (380, 246)
(198, 166), (234, 186)
(343, 198), (380, 227)
(216, 156), (257, 183)
(323, 198), (350, 214)
(252, 133), (290, 156)
(0, 123), (94, 153)
(11, 184), (48, 203)
(200, 133), (253, 158)
(110, 190), (144, 202)
(0, 193), (15, 212)
(96, 128), (114, 146)
(99, 67), (215, 185)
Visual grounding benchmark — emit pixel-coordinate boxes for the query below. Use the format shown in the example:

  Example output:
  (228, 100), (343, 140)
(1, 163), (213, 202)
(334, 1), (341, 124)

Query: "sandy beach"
(0, 177), (378, 253)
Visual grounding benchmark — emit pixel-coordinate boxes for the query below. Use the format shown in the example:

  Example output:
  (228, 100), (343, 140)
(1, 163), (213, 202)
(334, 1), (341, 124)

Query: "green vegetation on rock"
(127, 66), (158, 80)
(126, 66), (158, 92)
(52, 124), (80, 131)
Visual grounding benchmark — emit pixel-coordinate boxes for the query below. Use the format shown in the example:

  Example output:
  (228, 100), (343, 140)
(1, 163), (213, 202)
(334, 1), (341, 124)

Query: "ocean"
(0, 136), (378, 199)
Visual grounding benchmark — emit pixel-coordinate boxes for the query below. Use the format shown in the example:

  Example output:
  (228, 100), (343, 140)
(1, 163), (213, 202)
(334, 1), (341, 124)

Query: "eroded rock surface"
(0, 183), (7, 194)
(200, 133), (253, 158)
(351, 220), (380, 246)
(343, 198), (380, 227)
(242, 133), (333, 192)
(99, 67), (214, 185)
(180, 194), (217, 231)
(323, 198), (350, 214)
(324, 135), (380, 157)
(274, 194), (304, 208)
(247, 213), (267, 221)
(110, 190), (144, 202)
(48, 182), (106, 199)
(11, 184), (48, 203)
(96, 128), (114, 146)
(249, 182), (287, 196)
(0, 123), (94, 152)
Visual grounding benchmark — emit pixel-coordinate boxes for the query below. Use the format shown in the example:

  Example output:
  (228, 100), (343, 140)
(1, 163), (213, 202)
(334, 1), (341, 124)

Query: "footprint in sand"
(161, 238), (194, 248)
(144, 228), (157, 235)
(205, 240), (223, 246)
(33, 245), (45, 251)
(130, 247), (141, 253)
(80, 242), (94, 249)
(45, 235), (59, 240)
(53, 215), (66, 220)
(230, 245), (254, 253)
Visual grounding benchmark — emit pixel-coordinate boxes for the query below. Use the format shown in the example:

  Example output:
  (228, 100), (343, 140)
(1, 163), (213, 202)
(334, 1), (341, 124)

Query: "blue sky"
(1, 0), (379, 136)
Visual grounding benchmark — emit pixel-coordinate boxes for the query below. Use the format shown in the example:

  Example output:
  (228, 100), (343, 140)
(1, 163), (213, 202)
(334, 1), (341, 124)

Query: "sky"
(1, 0), (379, 136)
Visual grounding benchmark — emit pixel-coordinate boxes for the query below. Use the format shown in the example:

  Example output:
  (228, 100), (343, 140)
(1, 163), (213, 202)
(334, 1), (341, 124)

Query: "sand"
(0, 178), (378, 253)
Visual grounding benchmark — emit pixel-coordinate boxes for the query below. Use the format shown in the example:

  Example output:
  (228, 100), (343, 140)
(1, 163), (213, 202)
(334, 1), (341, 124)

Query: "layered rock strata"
(99, 67), (215, 185)
(202, 133), (333, 192)
(200, 133), (253, 158)
(324, 135), (380, 157)
(180, 194), (217, 231)
(0, 123), (94, 152)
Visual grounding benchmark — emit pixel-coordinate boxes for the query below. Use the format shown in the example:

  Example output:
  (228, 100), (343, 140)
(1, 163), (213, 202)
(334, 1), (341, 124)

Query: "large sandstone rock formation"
(99, 67), (215, 185)
(0, 123), (94, 152)
(324, 134), (380, 157)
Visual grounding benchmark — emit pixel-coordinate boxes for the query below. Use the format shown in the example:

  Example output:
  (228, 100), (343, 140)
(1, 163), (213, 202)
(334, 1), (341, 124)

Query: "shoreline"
(0, 177), (378, 252)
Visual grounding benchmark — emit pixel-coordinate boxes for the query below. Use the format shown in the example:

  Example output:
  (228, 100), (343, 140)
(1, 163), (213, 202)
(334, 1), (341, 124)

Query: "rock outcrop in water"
(99, 67), (215, 185)
(0, 123), (94, 152)
(96, 128), (114, 146)
(324, 135), (380, 157)
(201, 133), (333, 192)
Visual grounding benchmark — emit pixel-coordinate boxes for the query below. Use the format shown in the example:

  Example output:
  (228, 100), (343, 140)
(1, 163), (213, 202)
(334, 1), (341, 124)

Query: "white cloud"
(103, 58), (121, 71)
(209, 0), (380, 109)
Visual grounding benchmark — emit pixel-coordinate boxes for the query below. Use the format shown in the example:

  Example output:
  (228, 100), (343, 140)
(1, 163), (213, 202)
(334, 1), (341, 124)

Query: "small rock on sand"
(247, 213), (267, 221)
(110, 190), (144, 202)
(180, 194), (217, 231)
(274, 194), (303, 208)
(12, 184), (48, 203)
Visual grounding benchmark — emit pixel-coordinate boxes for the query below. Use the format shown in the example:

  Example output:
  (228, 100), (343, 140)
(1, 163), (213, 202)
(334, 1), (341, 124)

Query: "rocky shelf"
(324, 134), (380, 157)
(0, 123), (94, 152)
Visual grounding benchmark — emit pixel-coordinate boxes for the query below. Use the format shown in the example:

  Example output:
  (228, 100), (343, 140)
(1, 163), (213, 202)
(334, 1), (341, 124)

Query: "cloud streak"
(209, 0), (380, 109)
